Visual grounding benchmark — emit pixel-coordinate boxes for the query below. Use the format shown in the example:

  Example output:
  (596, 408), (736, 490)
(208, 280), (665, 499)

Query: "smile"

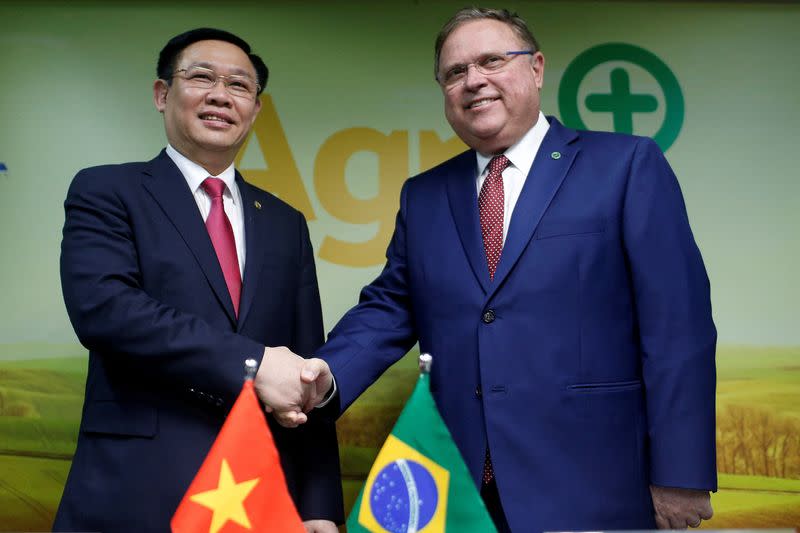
(466, 97), (499, 110)
(199, 113), (233, 124)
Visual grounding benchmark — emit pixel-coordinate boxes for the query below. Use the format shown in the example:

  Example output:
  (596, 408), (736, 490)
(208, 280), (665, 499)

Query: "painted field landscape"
(704, 346), (800, 529)
(0, 346), (85, 531)
(0, 344), (797, 531)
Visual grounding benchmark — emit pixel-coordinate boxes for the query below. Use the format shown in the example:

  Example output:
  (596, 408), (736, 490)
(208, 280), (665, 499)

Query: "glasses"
(438, 50), (534, 89)
(172, 66), (261, 99)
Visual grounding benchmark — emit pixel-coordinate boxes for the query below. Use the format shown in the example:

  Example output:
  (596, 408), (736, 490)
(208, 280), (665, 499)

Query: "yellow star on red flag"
(171, 380), (306, 533)
(189, 458), (259, 533)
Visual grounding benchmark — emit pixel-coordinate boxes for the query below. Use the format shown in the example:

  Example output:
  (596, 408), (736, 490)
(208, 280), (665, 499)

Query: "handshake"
(253, 346), (334, 428)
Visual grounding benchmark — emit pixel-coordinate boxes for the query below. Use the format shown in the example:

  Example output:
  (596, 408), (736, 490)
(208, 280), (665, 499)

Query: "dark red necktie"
(201, 177), (241, 317)
(479, 155), (509, 280)
(478, 155), (509, 485)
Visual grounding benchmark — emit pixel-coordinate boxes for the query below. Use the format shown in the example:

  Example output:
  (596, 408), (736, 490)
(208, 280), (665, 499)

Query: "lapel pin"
(254, 200), (262, 210)
(551, 151), (561, 160)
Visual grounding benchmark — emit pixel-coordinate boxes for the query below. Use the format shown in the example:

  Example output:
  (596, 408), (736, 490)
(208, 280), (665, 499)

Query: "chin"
(198, 132), (240, 149)
(467, 119), (506, 137)
(470, 128), (505, 144)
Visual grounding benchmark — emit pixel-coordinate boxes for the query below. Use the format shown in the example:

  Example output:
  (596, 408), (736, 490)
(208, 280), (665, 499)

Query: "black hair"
(157, 28), (268, 94)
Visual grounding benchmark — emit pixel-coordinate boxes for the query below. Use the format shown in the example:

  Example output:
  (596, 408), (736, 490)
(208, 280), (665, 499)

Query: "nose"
(205, 79), (233, 106)
(463, 63), (488, 90)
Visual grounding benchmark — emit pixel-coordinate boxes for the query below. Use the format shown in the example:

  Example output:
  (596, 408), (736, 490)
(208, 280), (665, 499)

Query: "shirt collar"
(475, 111), (550, 177)
(166, 144), (237, 201)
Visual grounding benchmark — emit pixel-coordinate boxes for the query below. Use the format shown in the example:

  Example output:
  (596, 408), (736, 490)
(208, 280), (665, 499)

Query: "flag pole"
(244, 358), (257, 382)
(419, 352), (432, 374)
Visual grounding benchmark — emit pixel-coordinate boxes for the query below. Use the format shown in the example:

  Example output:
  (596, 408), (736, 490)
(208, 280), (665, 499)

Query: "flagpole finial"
(418, 353), (433, 374)
(244, 358), (258, 381)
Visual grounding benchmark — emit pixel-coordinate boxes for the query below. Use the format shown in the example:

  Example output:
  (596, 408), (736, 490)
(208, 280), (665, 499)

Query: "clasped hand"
(253, 346), (332, 428)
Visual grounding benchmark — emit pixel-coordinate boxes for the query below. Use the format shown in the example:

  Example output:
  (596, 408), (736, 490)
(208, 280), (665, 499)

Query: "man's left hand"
(650, 485), (713, 529)
(303, 519), (338, 533)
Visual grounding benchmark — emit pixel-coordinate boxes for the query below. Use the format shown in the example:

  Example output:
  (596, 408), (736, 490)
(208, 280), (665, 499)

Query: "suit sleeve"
(622, 138), (717, 491)
(316, 180), (419, 413)
(60, 168), (264, 404)
(276, 215), (344, 523)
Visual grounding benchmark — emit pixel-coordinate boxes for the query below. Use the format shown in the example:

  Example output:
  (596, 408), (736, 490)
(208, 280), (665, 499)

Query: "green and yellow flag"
(347, 355), (497, 533)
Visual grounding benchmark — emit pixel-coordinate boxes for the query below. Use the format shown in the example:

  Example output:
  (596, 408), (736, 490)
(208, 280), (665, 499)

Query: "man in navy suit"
(295, 7), (717, 533)
(55, 28), (342, 532)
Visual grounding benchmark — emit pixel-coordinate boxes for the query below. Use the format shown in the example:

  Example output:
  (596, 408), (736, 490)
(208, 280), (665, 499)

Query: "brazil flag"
(347, 366), (497, 533)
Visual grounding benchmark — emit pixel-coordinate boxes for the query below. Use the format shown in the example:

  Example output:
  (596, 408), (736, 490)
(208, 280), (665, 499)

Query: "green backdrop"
(1, 1), (798, 530)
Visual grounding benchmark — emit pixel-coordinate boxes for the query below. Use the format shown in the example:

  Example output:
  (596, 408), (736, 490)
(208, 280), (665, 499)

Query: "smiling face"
(438, 19), (544, 155)
(153, 39), (261, 175)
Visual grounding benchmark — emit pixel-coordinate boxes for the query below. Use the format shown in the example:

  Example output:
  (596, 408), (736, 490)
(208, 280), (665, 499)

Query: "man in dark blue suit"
(55, 28), (342, 532)
(305, 7), (716, 533)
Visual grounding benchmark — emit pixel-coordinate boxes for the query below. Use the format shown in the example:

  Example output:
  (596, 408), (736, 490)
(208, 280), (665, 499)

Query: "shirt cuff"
(315, 375), (337, 409)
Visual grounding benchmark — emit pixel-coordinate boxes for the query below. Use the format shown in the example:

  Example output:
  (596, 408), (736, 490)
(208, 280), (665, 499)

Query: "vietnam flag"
(171, 379), (305, 533)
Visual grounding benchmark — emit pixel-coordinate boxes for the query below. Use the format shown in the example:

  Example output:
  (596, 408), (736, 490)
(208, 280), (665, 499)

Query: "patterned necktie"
(479, 155), (509, 279)
(479, 155), (509, 486)
(201, 177), (241, 317)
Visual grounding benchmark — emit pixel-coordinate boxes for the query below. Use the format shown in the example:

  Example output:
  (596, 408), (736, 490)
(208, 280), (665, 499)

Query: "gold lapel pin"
(254, 200), (262, 210)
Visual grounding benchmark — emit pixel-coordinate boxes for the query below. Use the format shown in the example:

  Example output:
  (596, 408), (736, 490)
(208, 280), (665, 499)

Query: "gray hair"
(434, 7), (540, 78)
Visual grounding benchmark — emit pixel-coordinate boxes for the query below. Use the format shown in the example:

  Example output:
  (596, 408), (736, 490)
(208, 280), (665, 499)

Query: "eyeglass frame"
(437, 50), (534, 89)
(170, 65), (262, 99)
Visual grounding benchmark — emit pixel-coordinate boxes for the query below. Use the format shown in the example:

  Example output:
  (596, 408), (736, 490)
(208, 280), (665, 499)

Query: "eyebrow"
(441, 51), (505, 70)
(187, 61), (255, 78)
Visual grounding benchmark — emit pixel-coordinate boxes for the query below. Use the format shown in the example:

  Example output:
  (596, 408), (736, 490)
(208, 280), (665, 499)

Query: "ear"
(248, 96), (262, 128)
(532, 51), (545, 90)
(153, 79), (169, 113)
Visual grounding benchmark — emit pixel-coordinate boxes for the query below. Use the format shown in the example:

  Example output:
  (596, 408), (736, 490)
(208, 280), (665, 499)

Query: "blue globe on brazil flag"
(369, 459), (438, 532)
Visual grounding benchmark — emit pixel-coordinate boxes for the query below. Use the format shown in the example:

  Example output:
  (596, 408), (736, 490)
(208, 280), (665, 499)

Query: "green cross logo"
(558, 43), (684, 152)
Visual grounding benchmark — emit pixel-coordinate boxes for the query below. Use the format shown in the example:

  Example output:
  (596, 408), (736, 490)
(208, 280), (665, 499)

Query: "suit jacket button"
(482, 309), (496, 323)
(475, 386), (482, 398)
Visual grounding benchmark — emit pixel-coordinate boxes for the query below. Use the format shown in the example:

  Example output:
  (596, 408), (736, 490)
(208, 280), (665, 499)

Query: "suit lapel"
(487, 118), (579, 301)
(236, 175), (268, 329)
(141, 150), (237, 324)
(446, 150), (492, 294)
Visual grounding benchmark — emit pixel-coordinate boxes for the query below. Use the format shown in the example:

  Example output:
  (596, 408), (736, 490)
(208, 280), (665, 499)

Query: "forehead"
(177, 39), (255, 76)
(440, 19), (523, 65)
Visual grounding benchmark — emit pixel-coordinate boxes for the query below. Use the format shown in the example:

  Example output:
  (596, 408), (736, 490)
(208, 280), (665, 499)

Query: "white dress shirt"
(475, 111), (550, 244)
(166, 145), (246, 278)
